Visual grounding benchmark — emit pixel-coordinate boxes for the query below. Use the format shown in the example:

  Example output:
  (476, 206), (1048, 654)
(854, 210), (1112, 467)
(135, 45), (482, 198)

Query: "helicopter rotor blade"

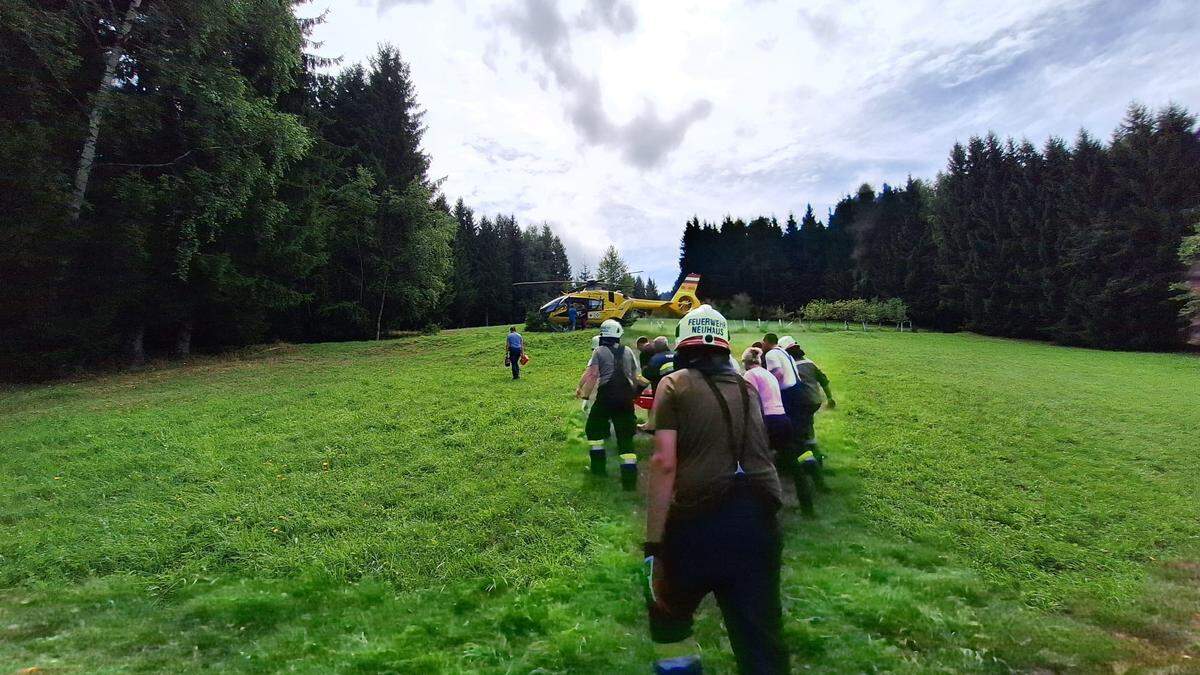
(513, 279), (575, 287)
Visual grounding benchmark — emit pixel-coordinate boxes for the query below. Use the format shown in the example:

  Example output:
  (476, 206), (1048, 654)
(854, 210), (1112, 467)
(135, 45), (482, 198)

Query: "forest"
(0, 1), (573, 379)
(2, 2), (1198, 381)
(676, 104), (1200, 350)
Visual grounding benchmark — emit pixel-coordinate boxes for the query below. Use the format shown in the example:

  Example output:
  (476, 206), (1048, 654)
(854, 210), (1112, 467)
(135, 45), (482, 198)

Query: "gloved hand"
(642, 541), (668, 611)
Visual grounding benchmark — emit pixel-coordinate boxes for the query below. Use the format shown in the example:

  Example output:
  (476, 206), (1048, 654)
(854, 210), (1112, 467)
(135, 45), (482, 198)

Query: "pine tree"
(1179, 222), (1200, 344)
(446, 199), (478, 327)
(646, 278), (660, 299)
(597, 245), (630, 290)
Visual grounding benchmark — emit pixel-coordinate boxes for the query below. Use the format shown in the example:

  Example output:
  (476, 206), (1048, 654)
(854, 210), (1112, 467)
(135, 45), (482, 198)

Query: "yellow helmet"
(675, 304), (730, 350)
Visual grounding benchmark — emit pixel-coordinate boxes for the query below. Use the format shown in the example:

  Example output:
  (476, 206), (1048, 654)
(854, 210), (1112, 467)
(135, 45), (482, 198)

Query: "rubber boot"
(589, 444), (606, 475)
(619, 453), (638, 491)
(654, 656), (702, 674)
(801, 450), (830, 494)
(653, 640), (702, 674)
(793, 469), (816, 516)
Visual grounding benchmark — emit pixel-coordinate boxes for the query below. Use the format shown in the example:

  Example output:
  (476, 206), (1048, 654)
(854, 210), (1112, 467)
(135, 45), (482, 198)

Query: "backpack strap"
(772, 347), (801, 387)
(698, 372), (751, 476)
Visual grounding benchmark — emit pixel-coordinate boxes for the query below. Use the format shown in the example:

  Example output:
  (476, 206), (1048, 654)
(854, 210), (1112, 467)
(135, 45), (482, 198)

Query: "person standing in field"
(578, 319), (640, 457)
(644, 305), (788, 674)
(568, 303), (578, 331)
(506, 326), (523, 380)
(742, 346), (812, 515)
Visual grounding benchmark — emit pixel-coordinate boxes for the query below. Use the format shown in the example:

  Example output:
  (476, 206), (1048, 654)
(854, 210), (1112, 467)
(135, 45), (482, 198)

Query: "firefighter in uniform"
(644, 305), (789, 674)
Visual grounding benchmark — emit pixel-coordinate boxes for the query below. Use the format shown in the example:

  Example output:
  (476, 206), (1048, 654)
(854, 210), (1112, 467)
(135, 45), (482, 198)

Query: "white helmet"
(599, 318), (624, 338)
(675, 304), (730, 350)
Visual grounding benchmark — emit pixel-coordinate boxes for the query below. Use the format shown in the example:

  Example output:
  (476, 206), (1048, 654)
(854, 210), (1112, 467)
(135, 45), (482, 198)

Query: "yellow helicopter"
(516, 273), (702, 329)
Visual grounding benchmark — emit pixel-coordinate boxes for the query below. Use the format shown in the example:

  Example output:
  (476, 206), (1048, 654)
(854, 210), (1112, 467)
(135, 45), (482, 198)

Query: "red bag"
(519, 353), (530, 366)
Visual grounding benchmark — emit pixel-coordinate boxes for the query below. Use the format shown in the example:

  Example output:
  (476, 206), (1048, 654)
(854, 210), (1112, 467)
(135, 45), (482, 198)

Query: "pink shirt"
(743, 366), (785, 416)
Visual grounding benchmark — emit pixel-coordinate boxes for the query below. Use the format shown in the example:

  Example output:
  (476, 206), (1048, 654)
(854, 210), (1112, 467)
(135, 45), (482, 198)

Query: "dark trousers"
(792, 402), (820, 443)
(763, 414), (793, 453)
(585, 397), (636, 452)
(765, 413), (803, 493)
(650, 490), (788, 674)
(509, 347), (521, 379)
(781, 387), (819, 445)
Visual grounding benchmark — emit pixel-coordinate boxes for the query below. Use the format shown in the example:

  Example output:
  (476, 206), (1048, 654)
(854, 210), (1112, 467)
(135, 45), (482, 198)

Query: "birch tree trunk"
(375, 269), (389, 340)
(68, 0), (143, 223)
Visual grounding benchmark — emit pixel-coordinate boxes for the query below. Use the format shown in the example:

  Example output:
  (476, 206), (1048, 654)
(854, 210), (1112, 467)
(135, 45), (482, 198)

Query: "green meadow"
(1, 326), (1197, 673)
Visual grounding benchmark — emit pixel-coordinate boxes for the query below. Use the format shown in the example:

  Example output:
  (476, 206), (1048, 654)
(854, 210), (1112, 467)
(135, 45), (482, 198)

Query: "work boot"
(654, 655), (702, 674)
(653, 640), (703, 674)
(794, 473), (815, 516)
(802, 457), (830, 494)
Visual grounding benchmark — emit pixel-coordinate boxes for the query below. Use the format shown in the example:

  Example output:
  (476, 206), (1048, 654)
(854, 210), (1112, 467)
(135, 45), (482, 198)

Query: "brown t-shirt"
(654, 367), (782, 517)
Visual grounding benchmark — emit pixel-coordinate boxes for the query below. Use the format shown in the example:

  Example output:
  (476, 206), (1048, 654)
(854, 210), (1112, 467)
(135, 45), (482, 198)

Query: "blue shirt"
(507, 332), (523, 350)
(568, 306), (577, 319)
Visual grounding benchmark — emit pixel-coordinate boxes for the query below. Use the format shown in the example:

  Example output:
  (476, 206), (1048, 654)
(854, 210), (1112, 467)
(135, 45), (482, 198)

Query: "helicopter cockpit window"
(539, 296), (565, 313)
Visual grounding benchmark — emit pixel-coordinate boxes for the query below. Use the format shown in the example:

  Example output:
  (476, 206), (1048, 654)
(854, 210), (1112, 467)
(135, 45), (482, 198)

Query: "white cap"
(778, 336), (797, 350)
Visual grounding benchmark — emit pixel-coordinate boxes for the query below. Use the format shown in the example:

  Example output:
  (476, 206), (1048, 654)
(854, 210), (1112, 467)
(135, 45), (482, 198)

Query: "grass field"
(1, 325), (1198, 673)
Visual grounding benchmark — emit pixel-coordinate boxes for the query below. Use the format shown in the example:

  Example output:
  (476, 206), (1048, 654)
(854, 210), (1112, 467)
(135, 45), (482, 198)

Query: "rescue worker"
(506, 326), (524, 380)
(781, 337), (835, 483)
(642, 336), (676, 391)
(578, 319), (640, 459)
(645, 305), (788, 674)
(639, 336), (675, 433)
(568, 304), (579, 331)
(742, 346), (811, 515)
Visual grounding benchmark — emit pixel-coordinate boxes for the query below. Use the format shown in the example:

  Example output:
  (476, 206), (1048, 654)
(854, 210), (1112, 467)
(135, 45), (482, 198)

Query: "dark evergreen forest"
(2, 2), (1197, 379)
(676, 105), (1200, 350)
(1, 2), (569, 378)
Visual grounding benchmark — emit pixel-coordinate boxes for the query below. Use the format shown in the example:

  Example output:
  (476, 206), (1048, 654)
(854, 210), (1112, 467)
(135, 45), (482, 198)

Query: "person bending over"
(743, 346), (812, 515)
(780, 337), (834, 468)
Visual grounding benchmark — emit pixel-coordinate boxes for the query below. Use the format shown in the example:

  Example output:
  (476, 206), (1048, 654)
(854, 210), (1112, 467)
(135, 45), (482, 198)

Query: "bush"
(802, 298), (911, 328)
(725, 293), (756, 320)
(524, 309), (554, 332)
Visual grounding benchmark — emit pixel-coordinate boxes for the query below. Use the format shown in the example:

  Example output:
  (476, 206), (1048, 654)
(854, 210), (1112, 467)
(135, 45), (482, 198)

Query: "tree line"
(676, 104), (1200, 350)
(0, 2), (573, 379)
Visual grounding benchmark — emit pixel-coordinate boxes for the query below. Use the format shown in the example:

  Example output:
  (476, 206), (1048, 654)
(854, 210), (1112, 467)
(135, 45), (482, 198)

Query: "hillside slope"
(1, 327), (1197, 672)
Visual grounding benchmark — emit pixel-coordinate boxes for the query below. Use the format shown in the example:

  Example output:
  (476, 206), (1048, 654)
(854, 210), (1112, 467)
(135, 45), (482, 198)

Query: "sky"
(311, 0), (1200, 289)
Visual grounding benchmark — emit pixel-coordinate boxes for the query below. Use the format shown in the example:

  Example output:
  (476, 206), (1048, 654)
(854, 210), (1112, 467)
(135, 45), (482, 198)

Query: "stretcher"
(635, 387), (655, 410)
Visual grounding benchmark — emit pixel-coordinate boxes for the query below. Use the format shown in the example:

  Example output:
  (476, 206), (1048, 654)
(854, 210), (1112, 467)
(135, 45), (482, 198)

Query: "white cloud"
(318, 0), (1200, 288)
